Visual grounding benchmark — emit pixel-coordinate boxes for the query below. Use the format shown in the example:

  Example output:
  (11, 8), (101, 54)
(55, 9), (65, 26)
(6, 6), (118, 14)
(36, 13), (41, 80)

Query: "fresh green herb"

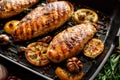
(24, 8), (32, 13)
(73, 21), (77, 25)
(68, 20), (77, 26)
(110, 54), (120, 71)
(82, 10), (90, 14)
(63, 69), (72, 77)
(37, 4), (44, 7)
(3, 0), (7, 5)
(90, 51), (93, 55)
(26, 17), (31, 20)
(86, 11), (90, 14)
(67, 72), (72, 77)
(95, 53), (120, 80)
(29, 54), (37, 59)
(95, 36), (120, 80)
(84, 45), (88, 50)
(39, 60), (41, 64)
(44, 12), (49, 15)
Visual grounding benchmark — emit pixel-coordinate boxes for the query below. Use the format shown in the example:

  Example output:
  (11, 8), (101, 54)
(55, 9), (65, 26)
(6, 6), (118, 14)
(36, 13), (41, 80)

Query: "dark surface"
(0, 0), (120, 80)
(0, 57), (46, 80)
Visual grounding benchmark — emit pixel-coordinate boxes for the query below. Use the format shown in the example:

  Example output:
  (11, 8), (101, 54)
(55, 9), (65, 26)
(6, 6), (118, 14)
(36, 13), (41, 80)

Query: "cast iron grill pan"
(0, 0), (120, 80)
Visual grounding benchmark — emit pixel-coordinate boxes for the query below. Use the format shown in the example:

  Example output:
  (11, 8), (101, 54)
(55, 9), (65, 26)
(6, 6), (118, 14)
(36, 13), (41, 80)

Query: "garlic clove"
(0, 64), (8, 80)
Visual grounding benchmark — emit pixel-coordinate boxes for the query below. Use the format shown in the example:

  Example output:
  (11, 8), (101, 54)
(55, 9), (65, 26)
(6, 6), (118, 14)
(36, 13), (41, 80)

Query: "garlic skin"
(0, 34), (10, 45)
(66, 57), (83, 73)
(0, 64), (8, 80)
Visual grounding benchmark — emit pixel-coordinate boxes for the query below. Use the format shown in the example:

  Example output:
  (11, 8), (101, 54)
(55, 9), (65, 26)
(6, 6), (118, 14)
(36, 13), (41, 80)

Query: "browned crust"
(12, 1), (74, 41)
(55, 67), (84, 80)
(0, 0), (39, 18)
(47, 23), (97, 63)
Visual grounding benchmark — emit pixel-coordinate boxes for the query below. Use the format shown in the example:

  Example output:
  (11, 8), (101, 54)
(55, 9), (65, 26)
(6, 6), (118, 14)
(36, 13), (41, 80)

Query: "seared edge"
(47, 23), (97, 63)
(12, 1), (74, 42)
(0, 0), (39, 18)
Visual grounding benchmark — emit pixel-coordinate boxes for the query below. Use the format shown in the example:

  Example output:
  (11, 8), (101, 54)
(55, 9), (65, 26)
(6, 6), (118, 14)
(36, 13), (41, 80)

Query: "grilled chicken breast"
(0, 0), (39, 19)
(46, 23), (97, 63)
(46, 0), (58, 3)
(12, 1), (74, 42)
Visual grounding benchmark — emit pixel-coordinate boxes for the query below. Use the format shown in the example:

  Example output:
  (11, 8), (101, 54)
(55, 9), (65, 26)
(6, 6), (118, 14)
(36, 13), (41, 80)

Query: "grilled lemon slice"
(73, 8), (98, 23)
(25, 42), (50, 66)
(55, 67), (84, 80)
(83, 38), (104, 58)
(4, 20), (20, 35)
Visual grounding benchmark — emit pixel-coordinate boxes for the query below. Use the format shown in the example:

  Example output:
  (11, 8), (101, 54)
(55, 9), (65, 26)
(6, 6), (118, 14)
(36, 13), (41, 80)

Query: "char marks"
(12, 1), (74, 41)
(47, 23), (97, 63)
(0, 0), (39, 18)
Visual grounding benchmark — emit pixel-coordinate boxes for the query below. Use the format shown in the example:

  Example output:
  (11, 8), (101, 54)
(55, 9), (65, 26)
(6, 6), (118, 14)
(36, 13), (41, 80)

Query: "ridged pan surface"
(0, 0), (117, 80)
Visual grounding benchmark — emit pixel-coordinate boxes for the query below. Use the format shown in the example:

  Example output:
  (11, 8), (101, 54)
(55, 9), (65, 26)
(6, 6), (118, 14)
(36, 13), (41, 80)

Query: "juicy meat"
(12, 1), (74, 42)
(0, 0), (39, 19)
(46, 23), (97, 63)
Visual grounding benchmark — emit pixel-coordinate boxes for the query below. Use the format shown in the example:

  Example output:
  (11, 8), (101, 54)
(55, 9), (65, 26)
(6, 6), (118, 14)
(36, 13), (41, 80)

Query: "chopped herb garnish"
(37, 4), (44, 7)
(67, 72), (72, 77)
(90, 51), (93, 55)
(24, 8), (32, 13)
(85, 11), (90, 14)
(30, 54), (37, 59)
(95, 53), (120, 80)
(3, 0), (7, 5)
(26, 17), (31, 20)
(44, 12), (49, 15)
(63, 69), (72, 77)
(82, 10), (89, 14)
(84, 45), (88, 50)
(69, 20), (77, 25)
(39, 60), (41, 64)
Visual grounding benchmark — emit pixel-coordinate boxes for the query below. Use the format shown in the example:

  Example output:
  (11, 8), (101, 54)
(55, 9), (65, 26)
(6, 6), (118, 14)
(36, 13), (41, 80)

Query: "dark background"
(0, 0), (120, 80)
(0, 57), (46, 80)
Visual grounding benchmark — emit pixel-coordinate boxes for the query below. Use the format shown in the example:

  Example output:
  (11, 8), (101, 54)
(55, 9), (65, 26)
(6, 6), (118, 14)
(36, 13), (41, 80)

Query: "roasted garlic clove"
(66, 57), (83, 73)
(0, 64), (8, 80)
(0, 34), (10, 45)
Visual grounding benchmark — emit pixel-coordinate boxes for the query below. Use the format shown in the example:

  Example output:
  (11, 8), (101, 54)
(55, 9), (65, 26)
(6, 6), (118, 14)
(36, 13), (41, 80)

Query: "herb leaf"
(3, 0), (7, 5)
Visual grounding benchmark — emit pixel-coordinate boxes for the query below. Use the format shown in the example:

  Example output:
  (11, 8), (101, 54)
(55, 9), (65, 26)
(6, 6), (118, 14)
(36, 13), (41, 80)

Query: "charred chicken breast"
(12, 1), (74, 42)
(46, 23), (97, 63)
(0, 0), (39, 19)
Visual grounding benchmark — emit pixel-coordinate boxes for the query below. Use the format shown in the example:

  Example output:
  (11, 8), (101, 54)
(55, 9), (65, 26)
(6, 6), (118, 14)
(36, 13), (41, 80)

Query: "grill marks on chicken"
(12, 1), (74, 42)
(47, 23), (97, 63)
(0, 0), (39, 18)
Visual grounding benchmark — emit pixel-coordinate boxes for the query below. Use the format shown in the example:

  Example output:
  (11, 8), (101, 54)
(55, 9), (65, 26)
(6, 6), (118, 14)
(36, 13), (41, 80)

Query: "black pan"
(0, 0), (120, 80)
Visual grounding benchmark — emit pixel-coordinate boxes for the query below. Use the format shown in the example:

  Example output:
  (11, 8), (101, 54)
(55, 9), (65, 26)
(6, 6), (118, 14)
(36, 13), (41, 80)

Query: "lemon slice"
(83, 38), (104, 58)
(4, 20), (20, 35)
(73, 9), (98, 23)
(25, 42), (50, 66)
